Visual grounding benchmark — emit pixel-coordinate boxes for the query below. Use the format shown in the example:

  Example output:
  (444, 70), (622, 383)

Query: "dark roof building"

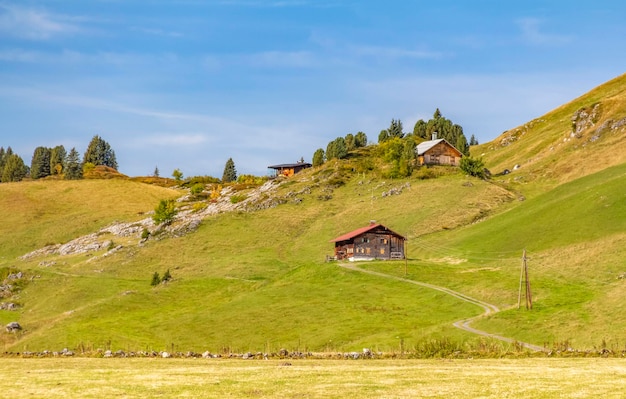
(330, 222), (406, 261)
(268, 161), (312, 177)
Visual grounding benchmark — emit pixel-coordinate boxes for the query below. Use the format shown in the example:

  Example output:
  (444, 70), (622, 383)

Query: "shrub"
(153, 199), (178, 225)
(141, 228), (150, 240)
(150, 272), (161, 286)
(190, 183), (205, 195)
(162, 269), (172, 282)
(230, 194), (247, 204)
(460, 156), (486, 179)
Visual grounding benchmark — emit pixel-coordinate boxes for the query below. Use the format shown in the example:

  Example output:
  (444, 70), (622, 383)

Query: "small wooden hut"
(330, 222), (406, 261)
(416, 134), (463, 166)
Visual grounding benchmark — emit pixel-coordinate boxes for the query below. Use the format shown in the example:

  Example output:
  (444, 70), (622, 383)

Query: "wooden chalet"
(416, 134), (463, 166)
(268, 161), (312, 177)
(330, 222), (406, 261)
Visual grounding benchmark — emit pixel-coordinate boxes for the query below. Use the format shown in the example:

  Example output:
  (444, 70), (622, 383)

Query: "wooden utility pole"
(518, 249), (532, 310)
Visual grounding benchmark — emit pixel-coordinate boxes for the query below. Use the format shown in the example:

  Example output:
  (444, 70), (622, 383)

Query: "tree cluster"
(312, 132), (367, 167)
(0, 147), (28, 183)
(413, 108), (471, 156)
(0, 135), (118, 183)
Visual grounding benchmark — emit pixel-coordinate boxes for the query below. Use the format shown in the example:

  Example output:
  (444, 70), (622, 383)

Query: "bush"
(153, 199), (178, 225)
(230, 194), (247, 204)
(460, 156), (486, 179)
(190, 183), (205, 195)
(150, 272), (161, 286)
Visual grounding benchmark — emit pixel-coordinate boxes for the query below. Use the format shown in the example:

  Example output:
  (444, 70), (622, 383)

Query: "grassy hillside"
(2, 168), (514, 352)
(475, 72), (626, 197)
(1, 73), (625, 353)
(0, 179), (180, 260)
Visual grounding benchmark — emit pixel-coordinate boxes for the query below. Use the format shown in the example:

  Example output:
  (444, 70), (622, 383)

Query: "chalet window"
(362, 237), (369, 243)
(347, 247), (354, 254)
(380, 248), (385, 255)
(380, 238), (387, 244)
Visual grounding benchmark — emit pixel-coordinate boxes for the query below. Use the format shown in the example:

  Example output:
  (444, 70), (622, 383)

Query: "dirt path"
(339, 263), (544, 352)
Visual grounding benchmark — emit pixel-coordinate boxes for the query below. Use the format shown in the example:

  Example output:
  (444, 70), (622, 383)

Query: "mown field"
(2, 357), (626, 398)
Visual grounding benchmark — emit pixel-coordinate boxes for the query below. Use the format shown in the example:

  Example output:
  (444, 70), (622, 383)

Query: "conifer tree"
(345, 133), (355, 151)
(312, 148), (325, 167)
(222, 158), (237, 183)
(30, 146), (52, 179)
(50, 145), (66, 175)
(83, 135), (118, 170)
(1, 154), (27, 182)
(354, 131), (368, 148)
(64, 147), (83, 180)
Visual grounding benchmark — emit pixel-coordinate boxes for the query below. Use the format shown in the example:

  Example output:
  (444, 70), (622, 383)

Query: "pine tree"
(345, 133), (355, 151)
(470, 134), (479, 146)
(30, 146), (52, 179)
(354, 131), (368, 148)
(312, 148), (325, 167)
(83, 135), (118, 169)
(50, 145), (66, 175)
(64, 147), (83, 180)
(153, 166), (160, 177)
(0, 147), (5, 181)
(222, 158), (237, 183)
(1, 154), (28, 182)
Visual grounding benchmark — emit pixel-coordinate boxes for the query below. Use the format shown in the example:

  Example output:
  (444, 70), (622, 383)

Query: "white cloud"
(0, 4), (81, 40)
(349, 44), (443, 60)
(517, 18), (572, 46)
(131, 133), (209, 146)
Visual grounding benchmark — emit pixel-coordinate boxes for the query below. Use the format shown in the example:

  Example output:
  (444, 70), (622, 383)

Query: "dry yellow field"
(3, 358), (626, 398)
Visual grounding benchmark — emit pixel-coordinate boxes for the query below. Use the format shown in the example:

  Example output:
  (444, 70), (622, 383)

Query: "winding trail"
(339, 263), (544, 352)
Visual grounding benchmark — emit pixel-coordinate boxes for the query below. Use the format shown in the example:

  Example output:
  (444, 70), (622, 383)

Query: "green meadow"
(1, 73), (625, 354)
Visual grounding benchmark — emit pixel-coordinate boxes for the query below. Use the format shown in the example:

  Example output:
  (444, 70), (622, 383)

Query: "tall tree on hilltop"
(50, 145), (66, 175)
(83, 135), (118, 170)
(379, 119), (404, 143)
(312, 148), (325, 167)
(326, 137), (347, 160)
(470, 134), (479, 146)
(64, 147), (83, 180)
(222, 158), (237, 183)
(1, 153), (28, 182)
(31, 146), (52, 179)
(354, 131), (368, 148)
(345, 133), (355, 151)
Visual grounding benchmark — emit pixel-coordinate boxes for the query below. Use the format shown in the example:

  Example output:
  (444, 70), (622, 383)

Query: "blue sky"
(1, 1), (625, 177)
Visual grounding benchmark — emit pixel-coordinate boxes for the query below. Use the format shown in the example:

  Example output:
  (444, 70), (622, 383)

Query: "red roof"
(330, 223), (406, 242)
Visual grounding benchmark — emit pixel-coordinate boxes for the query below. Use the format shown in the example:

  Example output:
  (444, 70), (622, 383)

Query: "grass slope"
(0, 179), (180, 259)
(475, 72), (626, 197)
(1, 74), (625, 353)
(2, 170), (514, 352)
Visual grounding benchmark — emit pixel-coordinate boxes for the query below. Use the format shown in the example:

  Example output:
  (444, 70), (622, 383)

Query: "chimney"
(369, 220), (376, 226)
(432, 132), (437, 140)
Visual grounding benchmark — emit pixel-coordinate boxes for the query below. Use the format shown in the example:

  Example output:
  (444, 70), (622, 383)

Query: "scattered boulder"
(5, 322), (22, 332)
